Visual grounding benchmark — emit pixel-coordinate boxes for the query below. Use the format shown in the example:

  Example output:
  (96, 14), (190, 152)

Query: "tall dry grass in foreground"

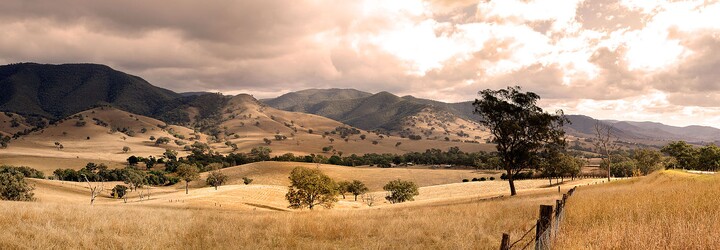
(556, 170), (720, 249)
(0, 193), (560, 249)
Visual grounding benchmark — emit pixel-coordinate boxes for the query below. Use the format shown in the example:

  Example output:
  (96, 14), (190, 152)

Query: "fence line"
(499, 187), (577, 250)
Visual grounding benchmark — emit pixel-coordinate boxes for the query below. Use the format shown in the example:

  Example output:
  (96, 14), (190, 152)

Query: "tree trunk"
(354, 195), (358, 201)
(507, 170), (517, 196)
(215, 185), (218, 190)
(185, 182), (189, 194)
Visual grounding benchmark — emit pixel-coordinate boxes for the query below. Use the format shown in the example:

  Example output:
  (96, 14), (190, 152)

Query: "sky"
(1, 0), (720, 127)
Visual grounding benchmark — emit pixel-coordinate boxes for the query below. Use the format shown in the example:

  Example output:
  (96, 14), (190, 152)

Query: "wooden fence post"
(500, 233), (510, 250)
(535, 205), (553, 250)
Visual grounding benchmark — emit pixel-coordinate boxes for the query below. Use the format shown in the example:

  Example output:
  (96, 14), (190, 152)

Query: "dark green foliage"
(383, 179), (419, 204)
(242, 176), (253, 185)
(462, 179), (469, 182)
(0, 170), (35, 201)
(348, 180), (368, 201)
(111, 185), (128, 199)
(473, 86), (567, 196)
(0, 63), (180, 120)
(0, 165), (44, 179)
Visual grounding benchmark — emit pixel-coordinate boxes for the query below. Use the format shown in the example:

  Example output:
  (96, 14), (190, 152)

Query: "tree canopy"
(285, 167), (338, 210)
(473, 86), (567, 196)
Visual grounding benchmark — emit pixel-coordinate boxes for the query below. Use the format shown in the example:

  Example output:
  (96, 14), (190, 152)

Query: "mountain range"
(1, 63), (719, 145)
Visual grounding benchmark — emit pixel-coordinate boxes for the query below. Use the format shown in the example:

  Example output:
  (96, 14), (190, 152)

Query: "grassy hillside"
(557, 170), (720, 249)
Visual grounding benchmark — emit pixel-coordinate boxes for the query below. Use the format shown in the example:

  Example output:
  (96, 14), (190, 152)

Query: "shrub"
(471, 178), (479, 182)
(490, 177), (495, 181)
(462, 179), (469, 182)
(0, 170), (35, 201)
(111, 185), (128, 199)
(0, 165), (44, 179)
(242, 177), (253, 185)
(480, 177), (487, 181)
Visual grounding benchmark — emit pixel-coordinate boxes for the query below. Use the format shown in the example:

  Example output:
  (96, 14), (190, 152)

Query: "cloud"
(0, 0), (720, 126)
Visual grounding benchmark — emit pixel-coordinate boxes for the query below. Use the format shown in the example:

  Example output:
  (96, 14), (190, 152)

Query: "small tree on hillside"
(122, 146), (131, 153)
(122, 167), (145, 192)
(0, 170), (35, 201)
(285, 167), (338, 210)
(337, 181), (351, 199)
(473, 86), (567, 196)
(206, 171), (228, 190)
(348, 180), (369, 201)
(383, 179), (419, 204)
(176, 164), (199, 194)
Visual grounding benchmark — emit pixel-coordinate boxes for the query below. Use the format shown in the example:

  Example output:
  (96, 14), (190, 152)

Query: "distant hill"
(262, 88), (372, 112)
(564, 115), (720, 145)
(264, 89), (489, 141)
(0, 63), (180, 119)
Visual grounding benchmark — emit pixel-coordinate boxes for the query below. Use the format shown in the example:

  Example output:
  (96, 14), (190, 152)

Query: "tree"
(263, 138), (272, 145)
(0, 170), (35, 201)
(285, 167), (338, 210)
(111, 185), (128, 199)
(473, 86), (567, 196)
(83, 175), (104, 205)
(206, 171), (228, 190)
(122, 146), (131, 153)
(176, 164), (199, 194)
(395, 142), (402, 147)
(163, 149), (178, 162)
(242, 176), (253, 185)
(633, 149), (663, 175)
(251, 146), (272, 161)
(122, 167), (145, 192)
(155, 137), (171, 145)
(360, 134), (366, 140)
(337, 181), (351, 199)
(127, 156), (139, 166)
(348, 180), (368, 201)
(594, 121), (621, 182)
(661, 141), (697, 169)
(383, 179), (419, 204)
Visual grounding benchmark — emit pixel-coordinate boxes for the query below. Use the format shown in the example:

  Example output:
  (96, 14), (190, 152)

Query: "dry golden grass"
(0, 189), (568, 249)
(556, 170), (720, 249)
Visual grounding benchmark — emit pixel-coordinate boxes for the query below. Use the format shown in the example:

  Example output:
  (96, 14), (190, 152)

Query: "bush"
(489, 177), (495, 181)
(0, 165), (44, 179)
(471, 178), (479, 182)
(480, 177), (487, 181)
(242, 177), (253, 185)
(383, 179), (419, 204)
(462, 179), (469, 182)
(0, 170), (35, 201)
(111, 185), (128, 199)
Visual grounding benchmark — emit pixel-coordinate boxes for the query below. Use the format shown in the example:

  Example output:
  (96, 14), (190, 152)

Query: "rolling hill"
(263, 90), (489, 141)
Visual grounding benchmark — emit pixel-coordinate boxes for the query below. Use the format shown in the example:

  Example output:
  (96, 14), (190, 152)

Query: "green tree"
(206, 171), (228, 190)
(337, 181), (351, 199)
(122, 146), (131, 153)
(0, 170), (35, 201)
(383, 179), (419, 204)
(661, 141), (697, 169)
(285, 167), (338, 210)
(176, 164), (199, 194)
(348, 180), (369, 201)
(633, 149), (663, 175)
(111, 185), (128, 199)
(473, 86), (568, 196)
(697, 144), (720, 171)
(251, 146), (272, 161)
(122, 167), (145, 192)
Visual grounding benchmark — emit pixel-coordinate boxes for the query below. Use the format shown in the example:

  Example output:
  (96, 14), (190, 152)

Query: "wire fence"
(500, 187), (577, 250)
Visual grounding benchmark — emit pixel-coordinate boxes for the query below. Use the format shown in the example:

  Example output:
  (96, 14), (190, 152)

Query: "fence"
(499, 186), (577, 250)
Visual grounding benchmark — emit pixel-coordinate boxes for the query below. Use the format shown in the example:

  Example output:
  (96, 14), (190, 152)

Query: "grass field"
(556, 170), (720, 249)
